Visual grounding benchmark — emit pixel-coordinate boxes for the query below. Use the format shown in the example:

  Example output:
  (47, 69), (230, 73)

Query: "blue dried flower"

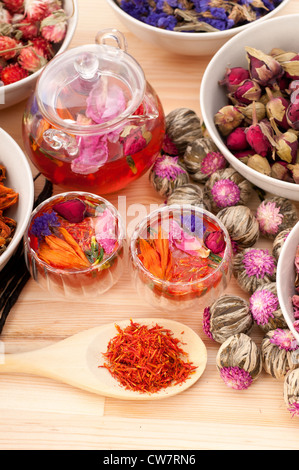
(31, 211), (61, 239)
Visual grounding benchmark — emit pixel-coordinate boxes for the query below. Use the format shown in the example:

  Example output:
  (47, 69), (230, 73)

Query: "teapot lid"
(36, 29), (146, 135)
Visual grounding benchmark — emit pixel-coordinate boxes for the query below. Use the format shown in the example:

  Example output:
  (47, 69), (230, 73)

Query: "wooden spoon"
(0, 318), (207, 400)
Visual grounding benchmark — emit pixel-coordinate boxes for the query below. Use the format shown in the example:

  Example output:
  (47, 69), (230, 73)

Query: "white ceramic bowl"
(277, 221), (299, 345)
(0, 127), (34, 270)
(201, 14), (299, 201)
(0, 0), (78, 110)
(105, 0), (291, 56)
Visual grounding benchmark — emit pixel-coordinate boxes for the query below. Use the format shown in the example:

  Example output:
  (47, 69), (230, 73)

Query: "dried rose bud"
(245, 46), (284, 86)
(282, 54), (299, 81)
(287, 80), (299, 95)
(205, 230), (226, 254)
(247, 154), (271, 176)
(226, 127), (248, 151)
(214, 105), (244, 137)
(271, 161), (290, 181)
(288, 163), (299, 184)
(245, 118), (273, 158)
(233, 149), (255, 164)
(286, 90), (299, 130)
(231, 79), (262, 105)
(265, 87), (289, 130)
(219, 66), (250, 93)
(269, 118), (298, 163)
(237, 101), (266, 123)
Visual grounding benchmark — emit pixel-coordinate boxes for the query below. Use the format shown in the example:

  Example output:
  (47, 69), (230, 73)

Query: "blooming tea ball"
(217, 205), (259, 250)
(216, 333), (262, 390)
(203, 167), (253, 214)
(261, 328), (299, 380)
(165, 108), (203, 155)
(203, 294), (253, 343)
(284, 368), (299, 418)
(255, 196), (297, 239)
(249, 282), (288, 333)
(166, 183), (204, 207)
(183, 137), (227, 183)
(272, 228), (291, 261)
(149, 154), (189, 198)
(233, 248), (277, 295)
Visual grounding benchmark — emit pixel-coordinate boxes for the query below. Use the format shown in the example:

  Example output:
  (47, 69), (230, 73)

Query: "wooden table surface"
(0, 0), (299, 451)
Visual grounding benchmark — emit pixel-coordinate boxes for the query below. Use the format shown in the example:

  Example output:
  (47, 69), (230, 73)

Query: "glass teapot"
(22, 29), (165, 195)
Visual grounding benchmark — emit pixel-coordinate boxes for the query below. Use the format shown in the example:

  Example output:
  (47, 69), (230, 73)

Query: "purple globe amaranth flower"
(200, 151), (227, 176)
(243, 248), (276, 279)
(205, 230), (226, 254)
(219, 66), (250, 93)
(249, 289), (279, 325)
(226, 127), (248, 151)
(211, 179), (241, 208)
(232, 79), (262, 105)
(256, 200), (283, 236)
(245, 46), (284, 87)
(202, 307), (214, 340)
(269, 328), (298, 351)
(288, 402), (299, 418)
(153, 154), (185, 180)
(219, 366), (253, 390)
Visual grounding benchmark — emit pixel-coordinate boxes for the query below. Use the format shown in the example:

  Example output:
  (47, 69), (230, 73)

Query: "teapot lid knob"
(74, 52), (99, 80)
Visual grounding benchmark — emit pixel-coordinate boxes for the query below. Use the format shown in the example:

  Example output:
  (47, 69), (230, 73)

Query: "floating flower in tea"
(249, 282), (287, 333)
(216, 333), (262, 390)
(261, 329), (299, 380)
(203, 295), (253, 344)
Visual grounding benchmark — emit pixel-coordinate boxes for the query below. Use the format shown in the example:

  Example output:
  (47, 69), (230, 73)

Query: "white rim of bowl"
(200, 13), (299, 194)
(106, 0), (292, 40)
(0, 127), (34, 267)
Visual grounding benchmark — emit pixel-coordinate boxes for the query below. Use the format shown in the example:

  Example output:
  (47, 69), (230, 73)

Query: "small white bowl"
(201, 14), (299, 201)
(277, 222), (299, 345)
(0, 0), (78, 109)
(105, 0), (291, 56)
(0, 127), (34, 270)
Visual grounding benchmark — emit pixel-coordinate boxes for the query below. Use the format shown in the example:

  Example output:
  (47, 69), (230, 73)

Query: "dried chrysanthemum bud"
(203, 167), (252, 214)
(230, 79), (262, 105)
(203, 295), (253, 343)
(214, 105), (244, 137)
(261, 328), (299, 380)
(216, 333), (262, 390)
(265, 87), (289, 130)
(219, 66), (250, 93)
(249, 283), (287, 333)
(272, 228), (291, 261)
(247, 153), (271, 176)
(149, 154), (189, 198)
(226, 127), (248, 151)
(233, 248), (276, 295)
(217, 205), (259, 250)
(284, 368), (299, 418)
(166, 183), (204, 207)
(255, 196), (297, 239)
(183, 137), (227, 183)
(165, 108), (203, 155)
(245, 46), (284, 87)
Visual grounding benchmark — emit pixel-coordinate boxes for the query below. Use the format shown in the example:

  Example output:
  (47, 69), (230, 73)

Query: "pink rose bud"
(226, 127), (248, 151)
(245, 119), (273, 158)
(205, 231), (226, 254)
(219, 66), (250, 92)
(286, 89), (299, 130)
(265, 87), (290, 130)
(245, 46), (284, 87)
(214, 105), (244, 137)
(232, 79), (262, 105)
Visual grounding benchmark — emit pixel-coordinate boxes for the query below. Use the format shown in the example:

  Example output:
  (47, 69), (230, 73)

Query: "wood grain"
(0, 0), (299, 450)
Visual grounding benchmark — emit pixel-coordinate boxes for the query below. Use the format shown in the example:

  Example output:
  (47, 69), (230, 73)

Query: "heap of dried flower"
(203, 294), (253, 343)
(216, 333), (262, 390)
(203, 167), (253, 214)
(249, 282), (287, 333)
(0, 164), (18, 255)
(233, 247), (277, 294)
(261, 328), (299, 380)
(255, 196), (297, 239)
(215, 45), (299, 184)
(0, 0), (68, 85)
(115, 0), (284, 34)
